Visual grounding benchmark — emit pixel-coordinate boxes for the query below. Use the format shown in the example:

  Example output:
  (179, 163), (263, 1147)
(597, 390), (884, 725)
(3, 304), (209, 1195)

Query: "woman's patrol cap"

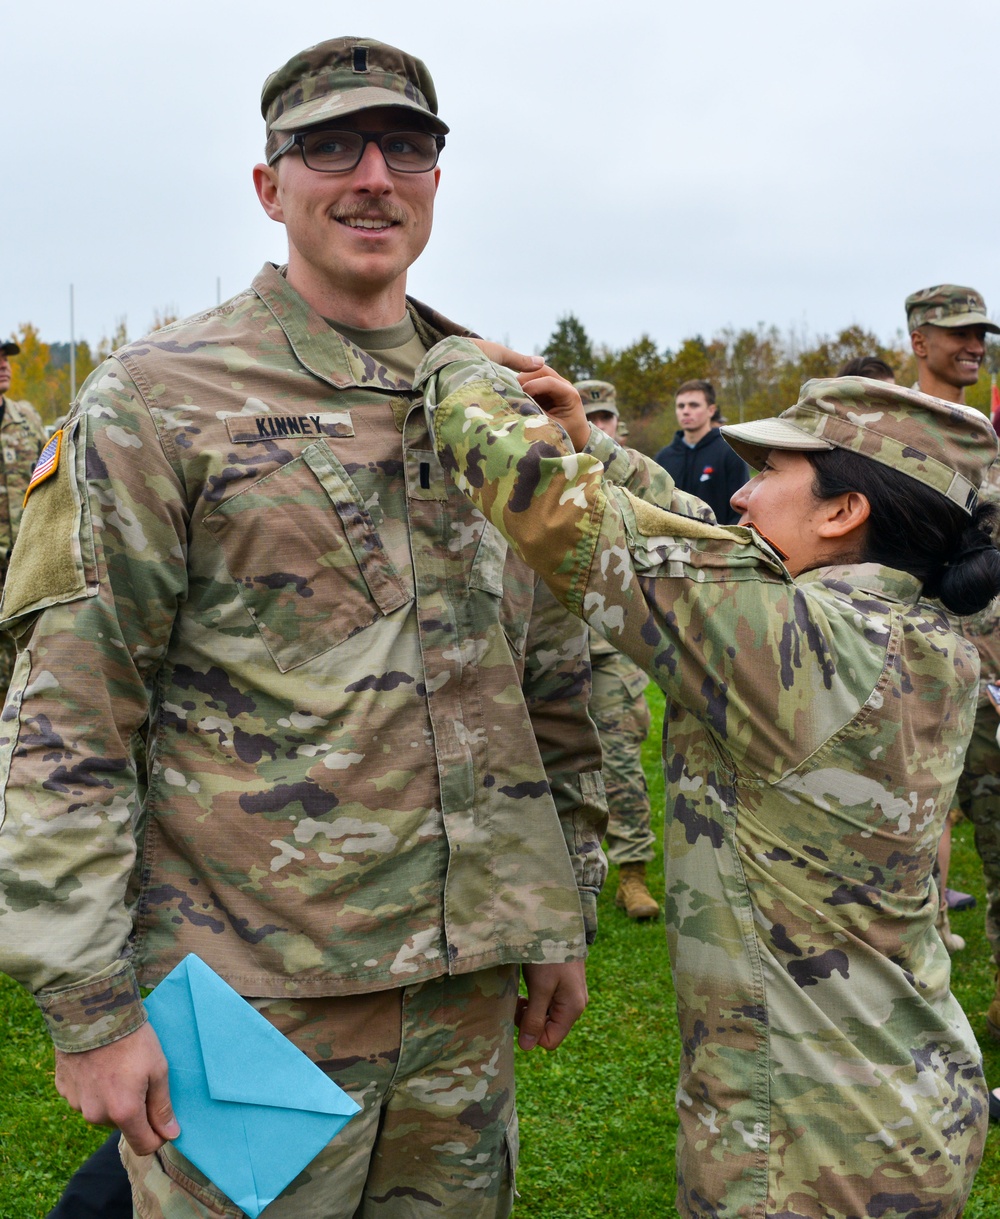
(261, 37), (448, 162)
(721, 376), (999, 515)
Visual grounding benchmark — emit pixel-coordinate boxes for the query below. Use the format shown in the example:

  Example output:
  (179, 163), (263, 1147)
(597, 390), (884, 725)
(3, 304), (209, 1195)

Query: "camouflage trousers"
(121, 965), (519, 1218)
(590, 665), (654, 865)
(957, 700), (1000, 966)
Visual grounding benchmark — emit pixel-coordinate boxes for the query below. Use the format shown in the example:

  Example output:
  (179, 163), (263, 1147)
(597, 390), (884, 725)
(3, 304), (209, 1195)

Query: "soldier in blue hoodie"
(654, 379), (748, 523)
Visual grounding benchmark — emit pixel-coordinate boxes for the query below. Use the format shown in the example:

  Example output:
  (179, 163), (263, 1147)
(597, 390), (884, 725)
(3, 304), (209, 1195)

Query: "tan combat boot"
(935, 902), (965, 955)
(615, 863), (660, 920)
(987, 975), (1000, 1042)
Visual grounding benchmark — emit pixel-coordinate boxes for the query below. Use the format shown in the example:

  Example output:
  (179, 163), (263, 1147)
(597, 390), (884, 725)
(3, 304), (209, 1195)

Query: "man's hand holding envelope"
(56, 955), (360, 1218)
(55, 1021), (179, 1156)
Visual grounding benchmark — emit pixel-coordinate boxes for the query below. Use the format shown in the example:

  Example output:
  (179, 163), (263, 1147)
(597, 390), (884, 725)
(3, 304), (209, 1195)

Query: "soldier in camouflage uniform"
(0, 338), (46, 694)
(0, 39), (607, 1219)
(419, 342), (997, 1218)
(575, 380), (657, 919)
(906, 285), (1000, 964)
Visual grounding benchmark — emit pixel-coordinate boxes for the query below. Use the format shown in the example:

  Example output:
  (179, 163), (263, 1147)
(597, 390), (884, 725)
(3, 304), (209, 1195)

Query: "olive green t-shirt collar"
(330, 315), (416, 352)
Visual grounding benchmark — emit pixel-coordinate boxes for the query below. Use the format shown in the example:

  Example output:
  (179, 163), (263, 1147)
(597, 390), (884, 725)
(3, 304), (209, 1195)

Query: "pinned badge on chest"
(24, 430), (62, 506)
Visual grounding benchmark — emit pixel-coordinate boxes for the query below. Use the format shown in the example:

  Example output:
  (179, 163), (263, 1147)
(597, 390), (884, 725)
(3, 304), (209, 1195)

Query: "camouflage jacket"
(958, 458), (1000, 701)
(0, 396), (46, 571)
(420, 339), (986, 1219)
(0, 270), (606, 1053)
(588, 626), (648, 700)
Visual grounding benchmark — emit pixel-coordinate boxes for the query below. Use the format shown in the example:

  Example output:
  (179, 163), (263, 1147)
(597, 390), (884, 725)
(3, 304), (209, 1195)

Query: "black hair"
(835, 356), (895, 382)
(808, 447), (1000, 615)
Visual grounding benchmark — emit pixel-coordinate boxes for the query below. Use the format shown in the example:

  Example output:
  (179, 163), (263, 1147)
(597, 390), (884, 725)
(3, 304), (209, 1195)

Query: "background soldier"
(575, 381), (658, 919)
(0, 38), (606, 1218)
(907, 285), (1000, 984)
(0, 338), (46, 694)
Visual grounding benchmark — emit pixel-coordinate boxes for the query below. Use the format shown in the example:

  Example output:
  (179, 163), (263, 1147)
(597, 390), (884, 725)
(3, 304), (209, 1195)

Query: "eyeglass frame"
(266, 127), (446, 173)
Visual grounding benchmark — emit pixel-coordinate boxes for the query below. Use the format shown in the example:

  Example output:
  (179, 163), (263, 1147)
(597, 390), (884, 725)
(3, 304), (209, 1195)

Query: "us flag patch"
(24, 430), (63, 506)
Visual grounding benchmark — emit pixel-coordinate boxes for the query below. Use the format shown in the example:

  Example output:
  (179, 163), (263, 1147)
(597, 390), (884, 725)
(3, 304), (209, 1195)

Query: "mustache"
(331, 201), (407, 224)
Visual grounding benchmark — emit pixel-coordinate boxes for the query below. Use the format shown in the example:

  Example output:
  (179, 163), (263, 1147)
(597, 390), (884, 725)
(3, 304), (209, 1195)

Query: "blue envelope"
(144, 953), (361, 1217)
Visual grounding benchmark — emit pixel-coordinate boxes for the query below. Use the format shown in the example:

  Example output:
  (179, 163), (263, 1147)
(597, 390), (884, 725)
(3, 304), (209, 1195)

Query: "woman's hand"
(470, 340), (591, 451)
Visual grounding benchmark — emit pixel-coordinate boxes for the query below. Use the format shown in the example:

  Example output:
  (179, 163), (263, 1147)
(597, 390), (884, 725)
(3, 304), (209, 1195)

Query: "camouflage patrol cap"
(722, 376), (998, 514)
(905, 284), (1000, 335)
(262, 37), (448, 162)
(0, 341), (19, 357)
(574, 380), (619, 418)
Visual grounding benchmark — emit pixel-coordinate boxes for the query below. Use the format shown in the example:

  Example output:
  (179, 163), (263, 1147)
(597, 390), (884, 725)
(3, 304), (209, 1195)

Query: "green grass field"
(2, 683), (1000, 1216)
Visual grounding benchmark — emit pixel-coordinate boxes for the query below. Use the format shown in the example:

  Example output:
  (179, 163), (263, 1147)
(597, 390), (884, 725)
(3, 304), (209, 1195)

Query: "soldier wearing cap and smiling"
(908, 286), (1000, 997)
(0, 338), (45, 695)
(418, 340), (1000, 1217)
(907, 284), (999, 403)
(0, 38), (606, 1218)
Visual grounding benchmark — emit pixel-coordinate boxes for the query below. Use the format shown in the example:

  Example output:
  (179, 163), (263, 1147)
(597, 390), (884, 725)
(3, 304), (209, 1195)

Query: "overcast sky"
(5, 0), (998, 357)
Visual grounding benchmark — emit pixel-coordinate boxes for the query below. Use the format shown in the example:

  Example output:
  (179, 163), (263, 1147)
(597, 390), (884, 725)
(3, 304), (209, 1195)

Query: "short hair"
(836, 356), (895, 382)
(675, 379), (716, 406)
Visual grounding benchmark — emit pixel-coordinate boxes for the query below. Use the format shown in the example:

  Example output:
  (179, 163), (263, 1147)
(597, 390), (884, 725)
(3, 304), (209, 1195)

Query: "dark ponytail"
(809, 447), (1000, 615)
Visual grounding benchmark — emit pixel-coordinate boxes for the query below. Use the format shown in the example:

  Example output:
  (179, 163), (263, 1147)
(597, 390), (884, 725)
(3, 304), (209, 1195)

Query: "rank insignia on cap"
(24, 430), (62, 506)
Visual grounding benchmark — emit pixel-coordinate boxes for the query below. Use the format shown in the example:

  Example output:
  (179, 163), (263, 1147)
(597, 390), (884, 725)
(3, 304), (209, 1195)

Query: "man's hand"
(517, 960), (589, 1051)
(469, 340), (591, 451)
(54, 1021), (179, 1155)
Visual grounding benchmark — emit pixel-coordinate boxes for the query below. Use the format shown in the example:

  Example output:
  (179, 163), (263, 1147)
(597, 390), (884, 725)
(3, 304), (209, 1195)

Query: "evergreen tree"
(541, 314), (595, 382)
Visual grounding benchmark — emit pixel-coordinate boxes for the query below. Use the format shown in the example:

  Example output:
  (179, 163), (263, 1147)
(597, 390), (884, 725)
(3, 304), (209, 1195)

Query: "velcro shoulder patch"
(24, 430), (62, 505)
(624, 489), (737, 541)
(2, 420), (96, 625)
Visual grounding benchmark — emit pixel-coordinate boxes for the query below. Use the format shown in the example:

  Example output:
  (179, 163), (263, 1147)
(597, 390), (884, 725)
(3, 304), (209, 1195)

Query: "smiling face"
(675, 390), (714, 443)
(730, 449), (866, 576)
(911, 323), (987, 402)
(253, 108), (440, 325)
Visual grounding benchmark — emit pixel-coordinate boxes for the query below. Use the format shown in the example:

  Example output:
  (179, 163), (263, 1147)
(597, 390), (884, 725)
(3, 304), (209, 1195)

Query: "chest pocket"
(203, 441), (411, 672)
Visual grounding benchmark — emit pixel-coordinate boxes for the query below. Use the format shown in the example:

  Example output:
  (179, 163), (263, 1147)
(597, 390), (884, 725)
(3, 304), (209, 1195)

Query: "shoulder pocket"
(203, 440), (411, 671)
(0, 418), (97, 626)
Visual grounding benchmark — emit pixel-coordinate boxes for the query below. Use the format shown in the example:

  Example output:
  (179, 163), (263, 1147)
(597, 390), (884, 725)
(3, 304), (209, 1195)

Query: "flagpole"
(69, 284), (76, 402)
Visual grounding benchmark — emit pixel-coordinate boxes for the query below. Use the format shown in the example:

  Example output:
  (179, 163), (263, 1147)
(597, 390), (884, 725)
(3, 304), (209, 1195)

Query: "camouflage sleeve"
(0, 358), (188, 1051)
(416, 336), (720, 628)
(418, 338), (881, 773)
(522, 580), (608, 945)
(583, 427), (717, 522)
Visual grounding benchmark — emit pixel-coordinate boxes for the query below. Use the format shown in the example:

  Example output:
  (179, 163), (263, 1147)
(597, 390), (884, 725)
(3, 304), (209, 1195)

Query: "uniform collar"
(251, 262), (471, 391)
(801, 562), (923, 605)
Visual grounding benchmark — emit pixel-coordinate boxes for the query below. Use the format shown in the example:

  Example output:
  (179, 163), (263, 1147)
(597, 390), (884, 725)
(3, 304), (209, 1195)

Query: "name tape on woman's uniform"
(24, 430), (63, 505)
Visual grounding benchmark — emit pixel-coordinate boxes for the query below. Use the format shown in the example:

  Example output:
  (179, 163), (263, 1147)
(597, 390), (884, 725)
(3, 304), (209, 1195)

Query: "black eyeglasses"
(267, 129), (445, 174)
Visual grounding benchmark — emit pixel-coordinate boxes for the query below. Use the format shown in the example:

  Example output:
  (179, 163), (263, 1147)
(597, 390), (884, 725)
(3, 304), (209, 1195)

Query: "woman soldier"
(414, 339), (1000, 1219)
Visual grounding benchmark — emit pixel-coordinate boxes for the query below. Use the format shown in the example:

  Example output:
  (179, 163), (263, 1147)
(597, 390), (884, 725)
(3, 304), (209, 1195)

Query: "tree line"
(7, 311), (998, 445)
(541, 314), (999, 455)
(5, 313), (176, 425)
